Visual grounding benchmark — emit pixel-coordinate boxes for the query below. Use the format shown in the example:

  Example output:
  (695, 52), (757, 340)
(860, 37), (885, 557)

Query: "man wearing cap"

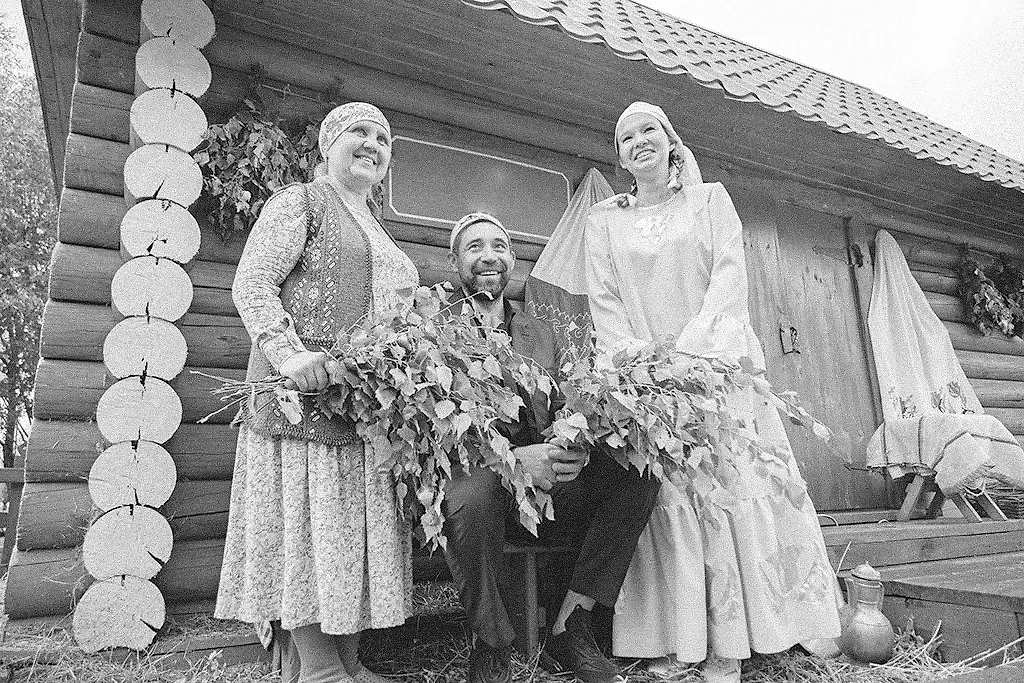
(442, 213), (661, 683)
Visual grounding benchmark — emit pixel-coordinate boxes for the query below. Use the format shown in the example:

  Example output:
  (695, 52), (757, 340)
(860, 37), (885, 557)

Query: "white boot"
(700, 654), (740, 683)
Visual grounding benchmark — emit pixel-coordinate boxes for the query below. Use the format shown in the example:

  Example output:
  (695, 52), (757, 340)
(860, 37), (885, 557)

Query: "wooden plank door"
(733, 187), (889, 511)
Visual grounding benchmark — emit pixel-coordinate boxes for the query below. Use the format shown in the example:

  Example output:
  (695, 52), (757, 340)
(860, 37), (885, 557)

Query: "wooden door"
(733, 187), (890, 511)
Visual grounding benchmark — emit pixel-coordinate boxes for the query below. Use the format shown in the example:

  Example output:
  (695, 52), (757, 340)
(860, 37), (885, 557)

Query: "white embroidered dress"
(584, 183), (842, 661)
(215, 183), (416, 635)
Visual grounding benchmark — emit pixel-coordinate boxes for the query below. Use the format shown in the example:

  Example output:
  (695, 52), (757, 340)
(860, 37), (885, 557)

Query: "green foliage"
(548, 342), (829, 514)
(193, 100), (320, 240)
(957, 249), (1024, 338)
(0, 18), (57, 464)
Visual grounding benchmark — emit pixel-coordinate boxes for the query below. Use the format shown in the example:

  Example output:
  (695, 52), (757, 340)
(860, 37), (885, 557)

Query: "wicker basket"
(984, 486), (1024, 519)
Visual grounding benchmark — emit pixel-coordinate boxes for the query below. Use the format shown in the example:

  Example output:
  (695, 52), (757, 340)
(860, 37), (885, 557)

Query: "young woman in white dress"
(583, 102), (843, 682)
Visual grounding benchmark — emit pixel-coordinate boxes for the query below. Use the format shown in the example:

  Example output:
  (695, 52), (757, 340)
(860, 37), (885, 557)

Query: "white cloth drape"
(866, 230), (1024, 492)
(868, 230), (982, 420)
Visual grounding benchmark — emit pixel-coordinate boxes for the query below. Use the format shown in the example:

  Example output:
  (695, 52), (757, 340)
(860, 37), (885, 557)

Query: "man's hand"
(279, 351), (336, 393)
(515, 443), (588, 491)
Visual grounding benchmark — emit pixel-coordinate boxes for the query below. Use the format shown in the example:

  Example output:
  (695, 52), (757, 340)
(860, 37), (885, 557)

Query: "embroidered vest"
(244, 179), (374, 446)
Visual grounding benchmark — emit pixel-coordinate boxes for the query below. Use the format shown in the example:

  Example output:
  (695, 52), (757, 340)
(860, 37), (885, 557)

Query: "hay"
(358, 620), (1024, 683)
(3, 590), (1022, 682)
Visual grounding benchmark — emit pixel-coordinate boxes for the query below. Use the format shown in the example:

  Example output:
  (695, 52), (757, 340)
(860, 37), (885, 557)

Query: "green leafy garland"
(193, 99), (321, 240)
(957, 248), (1024, 338)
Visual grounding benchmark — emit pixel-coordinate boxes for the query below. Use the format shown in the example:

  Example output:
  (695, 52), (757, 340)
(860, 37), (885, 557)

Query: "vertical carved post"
(73, 0), (215, 652)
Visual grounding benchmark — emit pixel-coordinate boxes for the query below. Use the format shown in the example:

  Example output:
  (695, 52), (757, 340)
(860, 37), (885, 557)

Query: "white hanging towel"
(866, 230), (1024, 492)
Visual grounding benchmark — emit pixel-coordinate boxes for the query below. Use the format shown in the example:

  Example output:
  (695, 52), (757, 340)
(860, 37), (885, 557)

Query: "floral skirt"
(214, 426), (412, 634)
(612, 393), (843, 661)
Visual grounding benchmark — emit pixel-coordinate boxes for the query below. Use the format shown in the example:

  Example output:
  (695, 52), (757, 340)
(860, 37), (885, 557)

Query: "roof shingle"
(463, 0), (1024, 193)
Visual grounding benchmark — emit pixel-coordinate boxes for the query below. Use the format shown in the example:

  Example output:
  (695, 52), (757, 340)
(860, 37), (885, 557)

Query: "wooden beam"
(40, 300), (250, 370)
(58, 188), (247, 265)
(3, 536), (225, 619)
(75, 31), (136, 94)
(32, 359), (245, 424)
(69, 83), (133, 144)
(16, 480), (231, 552)
(47, 242), (237, 317)
(46, 241), (534, 317)
(62, 133), (128, 197)
(25, 420), (238, 483)
(0, 469), (26, 484)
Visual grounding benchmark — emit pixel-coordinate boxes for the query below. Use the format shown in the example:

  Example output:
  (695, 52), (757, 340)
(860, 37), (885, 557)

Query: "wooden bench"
(897, 473), (1008, 522)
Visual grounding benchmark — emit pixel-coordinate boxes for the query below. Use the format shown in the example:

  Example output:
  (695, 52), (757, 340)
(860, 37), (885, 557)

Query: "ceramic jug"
(838, 563), (896, 663)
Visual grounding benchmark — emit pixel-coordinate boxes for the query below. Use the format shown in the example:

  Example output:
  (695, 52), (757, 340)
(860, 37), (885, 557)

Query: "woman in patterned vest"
(216, 102), (418, 683)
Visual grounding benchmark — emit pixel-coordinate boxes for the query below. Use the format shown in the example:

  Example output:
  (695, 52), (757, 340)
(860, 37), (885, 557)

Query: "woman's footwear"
(645, 655), (692, 680)
(700, 654), (740, 683)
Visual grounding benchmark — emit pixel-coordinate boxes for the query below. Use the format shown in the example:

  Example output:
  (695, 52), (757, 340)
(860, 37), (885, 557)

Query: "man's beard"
(463, 273), (508, 301)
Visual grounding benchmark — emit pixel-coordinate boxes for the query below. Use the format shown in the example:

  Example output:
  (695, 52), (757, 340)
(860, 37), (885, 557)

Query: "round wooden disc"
(89, 441), (177, 511)
(130, 87), (208, 153)
(123, 143), (203, 207)
(120, 199), (201, 264)
(110, 255), (194, 321)
(141, 0), (216, 49)
(103, 316), (188, 380)
(73, 575), (166, 652)
(135, 36), (212, 99)
(83, 505), (174, 581)
(96, 376), (183, 444)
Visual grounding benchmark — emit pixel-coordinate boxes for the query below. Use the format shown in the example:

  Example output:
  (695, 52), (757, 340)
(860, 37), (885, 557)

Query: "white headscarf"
(318, 102), (391, 156)
(615, 101), (702, 188)
(449, 212), (511, 252)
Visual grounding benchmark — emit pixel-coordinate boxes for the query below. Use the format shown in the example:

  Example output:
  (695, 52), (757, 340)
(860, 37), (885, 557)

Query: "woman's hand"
(278, 351), (336, 393)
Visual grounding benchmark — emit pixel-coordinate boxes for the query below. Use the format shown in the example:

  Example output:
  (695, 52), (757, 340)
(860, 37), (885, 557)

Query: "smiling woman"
(215, 101), (419, 683)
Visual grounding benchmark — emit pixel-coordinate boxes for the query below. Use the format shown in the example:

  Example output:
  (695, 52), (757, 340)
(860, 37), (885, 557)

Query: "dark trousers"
(441, 450), (662, 648)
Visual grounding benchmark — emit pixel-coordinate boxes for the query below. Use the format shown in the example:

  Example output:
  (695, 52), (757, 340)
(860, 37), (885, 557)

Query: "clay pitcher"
(838, 563), (895, 663)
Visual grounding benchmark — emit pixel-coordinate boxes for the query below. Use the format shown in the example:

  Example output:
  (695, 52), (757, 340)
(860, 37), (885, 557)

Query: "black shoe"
(467, 639), (512, 683)
(542, 606), (624, 683)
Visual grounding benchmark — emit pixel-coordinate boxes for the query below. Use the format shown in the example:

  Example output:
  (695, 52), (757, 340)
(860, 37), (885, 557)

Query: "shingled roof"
(462, 0), (1024, 193)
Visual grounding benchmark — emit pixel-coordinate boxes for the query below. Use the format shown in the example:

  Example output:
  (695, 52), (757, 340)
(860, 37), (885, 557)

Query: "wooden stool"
(897, 473), (1008, 522)
(505, 543), (577, 655)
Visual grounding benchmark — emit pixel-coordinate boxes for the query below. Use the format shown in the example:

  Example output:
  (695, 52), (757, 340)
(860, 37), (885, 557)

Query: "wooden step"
(877, 551), (1024, 663)
(880, 550), (1024, 613)
(822, 518), (1024, 571)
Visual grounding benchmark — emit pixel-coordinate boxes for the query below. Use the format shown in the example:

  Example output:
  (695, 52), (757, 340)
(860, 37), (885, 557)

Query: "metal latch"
(780, 322), (800, 354)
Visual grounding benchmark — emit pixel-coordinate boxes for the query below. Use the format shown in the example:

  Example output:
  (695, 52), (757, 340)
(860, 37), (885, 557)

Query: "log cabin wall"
(9, 0), (1024, 620)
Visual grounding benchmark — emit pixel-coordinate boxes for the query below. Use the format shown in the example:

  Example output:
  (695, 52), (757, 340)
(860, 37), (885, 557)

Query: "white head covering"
(449, 212), (511, 252)
(615, 101), (702, 188)
(318, 102), (391, 156)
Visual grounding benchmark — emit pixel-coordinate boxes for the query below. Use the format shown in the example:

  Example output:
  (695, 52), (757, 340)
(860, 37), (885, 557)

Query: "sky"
(2, 0), (1023, 160)
(639, 0), (1024, 161)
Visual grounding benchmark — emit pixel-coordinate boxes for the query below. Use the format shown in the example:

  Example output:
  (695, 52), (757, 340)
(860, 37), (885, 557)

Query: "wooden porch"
(822, 517), (1024, 663)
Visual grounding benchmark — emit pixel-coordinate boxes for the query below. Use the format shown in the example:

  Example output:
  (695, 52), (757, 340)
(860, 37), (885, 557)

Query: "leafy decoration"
(547, 343), (829, 515)
(203, 295), (830, 545)
(201, 285), (554, 549)
(991, 254), (1024, 336)
(193, 99), (320, 240)
(956, 248), (1022, 338)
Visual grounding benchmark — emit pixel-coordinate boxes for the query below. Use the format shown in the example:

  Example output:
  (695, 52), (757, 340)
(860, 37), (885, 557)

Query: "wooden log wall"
(875, 226), (1024, 441)
(15, 0), (1024, 628)
(8, 0), (598, 623)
